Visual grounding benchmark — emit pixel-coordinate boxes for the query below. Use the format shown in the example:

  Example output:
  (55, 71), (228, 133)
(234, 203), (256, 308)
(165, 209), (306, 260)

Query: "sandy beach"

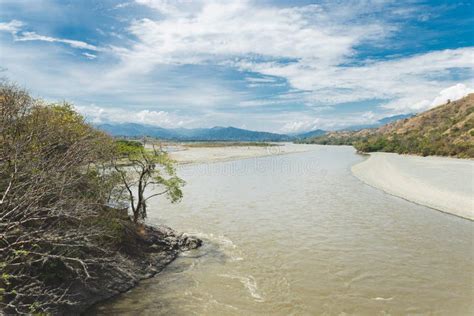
(352, 152), (474, 220)
(168, 143), (313, 164)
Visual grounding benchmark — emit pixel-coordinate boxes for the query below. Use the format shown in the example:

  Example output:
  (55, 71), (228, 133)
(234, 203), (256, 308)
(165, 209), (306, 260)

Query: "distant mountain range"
(96, 114), (414, 142)
(96, 123), (293, 141)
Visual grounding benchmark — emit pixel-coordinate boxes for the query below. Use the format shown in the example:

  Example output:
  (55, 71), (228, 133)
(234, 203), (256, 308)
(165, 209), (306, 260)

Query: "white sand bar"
(352, 152), (474, 220)
(169, 143), (313, 164)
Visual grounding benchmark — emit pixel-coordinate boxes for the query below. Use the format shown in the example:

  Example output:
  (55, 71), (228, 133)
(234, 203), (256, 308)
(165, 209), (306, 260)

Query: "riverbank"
(72, 224), (201, 315)
(352, 152), (473, 220)
(168, 143), (312, 164)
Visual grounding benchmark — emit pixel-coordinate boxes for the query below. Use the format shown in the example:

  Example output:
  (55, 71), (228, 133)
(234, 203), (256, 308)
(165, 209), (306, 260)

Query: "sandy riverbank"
(352, 152), (473, 220)
(168, 143), (313, 164)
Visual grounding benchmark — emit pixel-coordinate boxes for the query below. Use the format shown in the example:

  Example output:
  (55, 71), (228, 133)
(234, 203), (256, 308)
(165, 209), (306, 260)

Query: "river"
(92, 145), (473, 315)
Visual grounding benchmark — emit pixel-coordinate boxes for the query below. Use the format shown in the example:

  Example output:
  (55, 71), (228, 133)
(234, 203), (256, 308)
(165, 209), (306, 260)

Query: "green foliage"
(148, 151), (185, 203)
(115, 139), (144, 156)
(1, 273), (11, 286)
(0, 81), (186, 314)
(114, 143), (185, 222)
(88, 208), (130, 247)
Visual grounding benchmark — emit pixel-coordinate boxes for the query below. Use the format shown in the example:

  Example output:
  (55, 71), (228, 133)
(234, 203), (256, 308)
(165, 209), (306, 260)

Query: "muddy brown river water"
(92, 145), (473, 315)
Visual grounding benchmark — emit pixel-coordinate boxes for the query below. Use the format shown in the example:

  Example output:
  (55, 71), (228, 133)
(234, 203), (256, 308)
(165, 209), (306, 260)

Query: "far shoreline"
(168, 142), (315, 164)
(171, 142), (473, 220)
(351, 152), (474, 220)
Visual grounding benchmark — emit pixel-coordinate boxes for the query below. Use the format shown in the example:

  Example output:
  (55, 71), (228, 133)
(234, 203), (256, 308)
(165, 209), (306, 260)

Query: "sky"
(0, 0), (473, 133)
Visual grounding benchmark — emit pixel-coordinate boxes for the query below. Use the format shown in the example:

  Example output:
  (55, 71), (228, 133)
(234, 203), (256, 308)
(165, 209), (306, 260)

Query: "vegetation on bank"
(0, 82), (185, 314)
(113, 140), (184, 223)
(302, 95), (474, 158)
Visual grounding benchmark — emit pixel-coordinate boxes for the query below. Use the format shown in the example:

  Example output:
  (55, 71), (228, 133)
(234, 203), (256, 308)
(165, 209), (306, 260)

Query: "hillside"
(97, 123), (292, 142)
(304, 94), (474, 158)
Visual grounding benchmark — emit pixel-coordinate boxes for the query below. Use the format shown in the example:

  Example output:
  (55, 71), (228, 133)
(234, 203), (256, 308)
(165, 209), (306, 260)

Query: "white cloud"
(279, 110), (380, 133)
(0, 20), (23, 33)
(118, 0), (386, 74)
(74, 105), (190, 127)
(0, 20), (99, 51)
(245, 77), (277, 84)
(14, 31), (100, 51)
(280, 82), (474, 132)
(383, 83), (474, 113)
(82, 52), (97, 59)
(114, 2), (133, 9)
(1, 1), (473, 132)
(238, 99), (289, 107)
(115, 1), (474, 114)
(235, 47), (474, 107)
(431, 83), (474, 107)
(281, 120), (319, 133)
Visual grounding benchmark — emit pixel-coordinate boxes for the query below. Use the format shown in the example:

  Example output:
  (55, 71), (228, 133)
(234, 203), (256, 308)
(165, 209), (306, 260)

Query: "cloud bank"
(0, 0), (472, 132)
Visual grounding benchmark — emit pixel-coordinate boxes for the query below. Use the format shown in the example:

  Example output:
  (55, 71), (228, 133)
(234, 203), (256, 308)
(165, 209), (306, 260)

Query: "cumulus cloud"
(110, 0), (391, 79)
(281, 120), (320, 133)
(235, 47), (474, 107)
(383, 83), (474, 113)
(117, 1), (474, 114)
(74, 105), (190, 127)
(431, 83), (474, 107)
(1, 1), (473, 132)
(280, 111), (380, 133)
(281, 83), (474, 132)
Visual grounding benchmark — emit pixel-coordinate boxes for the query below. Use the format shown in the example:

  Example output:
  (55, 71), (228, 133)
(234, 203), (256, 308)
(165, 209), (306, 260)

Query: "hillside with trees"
(0, 82), (200, 314)
(303, 94), (474, 158)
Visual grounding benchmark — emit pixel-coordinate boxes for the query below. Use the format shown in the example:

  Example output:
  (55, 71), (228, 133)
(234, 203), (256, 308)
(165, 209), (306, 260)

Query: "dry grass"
(305, 94), (474, 157)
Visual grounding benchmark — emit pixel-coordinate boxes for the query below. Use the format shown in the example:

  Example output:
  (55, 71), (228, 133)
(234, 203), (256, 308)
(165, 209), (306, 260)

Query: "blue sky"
(0, 0), (473, 132)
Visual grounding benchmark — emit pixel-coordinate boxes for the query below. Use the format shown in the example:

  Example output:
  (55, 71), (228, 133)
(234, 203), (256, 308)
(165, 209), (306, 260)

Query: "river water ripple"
(92, 145), (473, 315)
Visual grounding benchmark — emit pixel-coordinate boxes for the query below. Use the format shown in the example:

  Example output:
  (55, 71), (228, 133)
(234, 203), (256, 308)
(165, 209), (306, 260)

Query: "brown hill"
(305, 94), (474, 158)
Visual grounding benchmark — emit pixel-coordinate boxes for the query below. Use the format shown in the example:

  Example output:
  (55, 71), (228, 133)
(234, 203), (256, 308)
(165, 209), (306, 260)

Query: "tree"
(0, 81), (186, 313)
(113, 141), (184, 223)
(0, 82), (121, 314)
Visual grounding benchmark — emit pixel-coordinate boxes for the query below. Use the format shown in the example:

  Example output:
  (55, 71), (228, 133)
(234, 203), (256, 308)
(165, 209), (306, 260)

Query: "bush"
(0, 82), (141, 314)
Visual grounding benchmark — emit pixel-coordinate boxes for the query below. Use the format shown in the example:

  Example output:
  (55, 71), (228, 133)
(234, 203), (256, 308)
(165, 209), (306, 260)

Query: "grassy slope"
(305, 94), (474, 158)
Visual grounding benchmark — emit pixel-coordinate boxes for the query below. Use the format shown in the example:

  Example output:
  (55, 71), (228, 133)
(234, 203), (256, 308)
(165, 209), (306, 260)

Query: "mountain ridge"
(96, 113), (419, 142)
(303, 94), (474, 158)
(96, 123), (294, 141)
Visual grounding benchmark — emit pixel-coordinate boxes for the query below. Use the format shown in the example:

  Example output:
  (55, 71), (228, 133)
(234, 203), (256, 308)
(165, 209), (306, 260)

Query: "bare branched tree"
(0, 82), (187, 314)
(0, 82), (123, 314)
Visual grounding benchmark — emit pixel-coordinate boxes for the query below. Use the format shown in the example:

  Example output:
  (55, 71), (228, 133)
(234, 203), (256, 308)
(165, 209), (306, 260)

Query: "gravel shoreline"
(169, 143), (313, 164)
(352, 152), (473, 220)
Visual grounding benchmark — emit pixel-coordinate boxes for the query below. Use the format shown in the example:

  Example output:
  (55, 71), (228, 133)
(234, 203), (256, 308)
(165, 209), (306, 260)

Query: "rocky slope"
(71, 224), (201, 315)
(305, 94), (474, 158)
